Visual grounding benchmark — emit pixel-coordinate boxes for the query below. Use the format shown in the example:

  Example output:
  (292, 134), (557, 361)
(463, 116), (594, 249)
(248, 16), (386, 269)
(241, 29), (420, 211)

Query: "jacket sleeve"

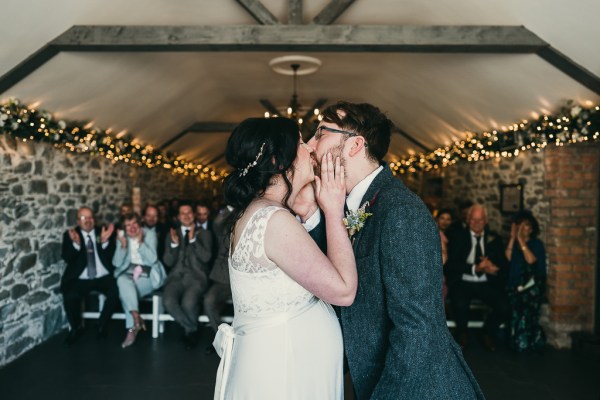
(112, 241), (130, 276)
(61, 230), (81, 265)
(162, 233), (178, 268)
(191, 229), (213, 265)
(138, 229), (159, 266)
(372, 199), (446, 397)
(446, 234), (474, 276)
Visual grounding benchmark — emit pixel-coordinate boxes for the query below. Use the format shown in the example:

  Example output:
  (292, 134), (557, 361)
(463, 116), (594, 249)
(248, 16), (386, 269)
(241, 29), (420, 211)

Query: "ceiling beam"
(1, 24), (599, 96)
(312, 0), (357, 25)
(235, 0), (279, 25)
(0, 45), (59, 93)
(48, 25), (546, 53)
(392, 126), (432, 152)
(289, 0), (303, 25)
(158, 122), (237, 150)
(536, 46), (600, 95)
(259, 99), (280, 116)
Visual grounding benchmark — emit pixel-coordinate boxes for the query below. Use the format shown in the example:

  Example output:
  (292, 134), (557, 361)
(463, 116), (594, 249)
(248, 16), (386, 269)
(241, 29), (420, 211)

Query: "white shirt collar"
(346, 166), (383, 212)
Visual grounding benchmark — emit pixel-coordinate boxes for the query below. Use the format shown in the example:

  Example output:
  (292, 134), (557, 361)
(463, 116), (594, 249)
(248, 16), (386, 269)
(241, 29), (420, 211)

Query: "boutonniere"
(343, 201), (373, 239)
(343, 190), (379, 240)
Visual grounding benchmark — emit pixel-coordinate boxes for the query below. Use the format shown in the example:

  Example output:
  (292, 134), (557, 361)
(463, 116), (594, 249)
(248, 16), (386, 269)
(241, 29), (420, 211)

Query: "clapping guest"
(60, 207), (119, 345)
(505, 210), (547, 352)
(113, 213), (167, 348)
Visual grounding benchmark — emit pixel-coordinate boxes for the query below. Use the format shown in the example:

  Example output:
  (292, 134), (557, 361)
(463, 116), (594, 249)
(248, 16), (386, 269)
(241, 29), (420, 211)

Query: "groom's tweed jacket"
(337, 165), (484, 399)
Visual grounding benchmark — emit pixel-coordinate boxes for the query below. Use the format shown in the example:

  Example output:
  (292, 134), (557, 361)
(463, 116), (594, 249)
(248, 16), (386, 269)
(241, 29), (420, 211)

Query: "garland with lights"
(0, 98), (226, 181)
(390, 100), (600, 174)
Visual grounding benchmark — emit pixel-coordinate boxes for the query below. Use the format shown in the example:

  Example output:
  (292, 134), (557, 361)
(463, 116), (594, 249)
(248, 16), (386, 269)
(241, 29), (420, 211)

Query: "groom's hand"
(292, 182), (319, 223)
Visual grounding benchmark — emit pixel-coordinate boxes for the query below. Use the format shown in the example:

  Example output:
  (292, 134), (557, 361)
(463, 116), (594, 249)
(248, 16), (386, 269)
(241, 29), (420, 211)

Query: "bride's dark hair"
(223, 117), (300, 223)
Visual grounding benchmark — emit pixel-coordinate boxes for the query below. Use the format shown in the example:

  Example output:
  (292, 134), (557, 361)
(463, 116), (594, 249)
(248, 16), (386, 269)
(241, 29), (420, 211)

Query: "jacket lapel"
(351, 165), (392, 247)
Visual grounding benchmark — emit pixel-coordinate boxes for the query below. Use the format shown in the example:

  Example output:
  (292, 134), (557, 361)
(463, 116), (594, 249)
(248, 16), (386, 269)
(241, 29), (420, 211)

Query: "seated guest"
(157, 201), (170, 226)
(203, 205), (234, 354)
(113, 213), (167, 348)
(446, 200), (473, 238)
(60, 206), (119, 345)
(446, 204), (509, 352)
(435, 208), (453, 301)
(142, 204), (168, 263)
(505, 210), (547, 352)
(163, 202), (213, 349)
(194, 202), (212, 232)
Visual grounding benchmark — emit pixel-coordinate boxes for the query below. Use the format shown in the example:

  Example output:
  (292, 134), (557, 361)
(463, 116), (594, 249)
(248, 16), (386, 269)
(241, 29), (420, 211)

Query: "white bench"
(83, 291), (233, 338)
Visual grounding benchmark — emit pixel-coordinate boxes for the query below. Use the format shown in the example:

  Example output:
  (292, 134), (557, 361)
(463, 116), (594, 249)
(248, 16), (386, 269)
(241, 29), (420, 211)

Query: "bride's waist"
(233, 297), (322, 335)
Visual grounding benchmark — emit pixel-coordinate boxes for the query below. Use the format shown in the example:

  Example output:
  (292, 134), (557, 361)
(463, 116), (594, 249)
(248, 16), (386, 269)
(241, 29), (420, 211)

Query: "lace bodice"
(229, 206), (315, 317)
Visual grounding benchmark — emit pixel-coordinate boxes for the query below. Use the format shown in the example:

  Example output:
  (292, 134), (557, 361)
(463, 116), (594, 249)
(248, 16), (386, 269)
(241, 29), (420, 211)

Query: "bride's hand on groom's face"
(292, 183), (318, 223)
(315, 153), (346, 218)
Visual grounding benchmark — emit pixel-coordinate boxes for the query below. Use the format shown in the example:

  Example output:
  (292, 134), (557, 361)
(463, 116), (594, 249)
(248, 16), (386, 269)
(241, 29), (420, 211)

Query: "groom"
(300, 101), (485, 399)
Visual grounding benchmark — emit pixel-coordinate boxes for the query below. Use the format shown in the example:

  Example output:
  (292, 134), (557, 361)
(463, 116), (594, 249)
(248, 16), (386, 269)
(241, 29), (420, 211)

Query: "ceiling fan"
(260, 55), (327, 137)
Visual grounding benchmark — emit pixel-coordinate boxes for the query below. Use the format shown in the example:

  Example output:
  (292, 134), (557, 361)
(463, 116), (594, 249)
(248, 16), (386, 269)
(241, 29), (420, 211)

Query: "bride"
(213, 117), (357, 400)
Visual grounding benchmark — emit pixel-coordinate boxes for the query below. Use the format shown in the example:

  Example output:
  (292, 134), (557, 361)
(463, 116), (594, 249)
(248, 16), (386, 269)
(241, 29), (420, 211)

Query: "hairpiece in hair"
(240, 142), (266, 176)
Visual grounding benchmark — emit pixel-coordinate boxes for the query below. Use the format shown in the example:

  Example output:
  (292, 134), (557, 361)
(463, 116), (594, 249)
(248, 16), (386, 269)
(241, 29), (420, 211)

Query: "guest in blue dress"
(505, 210), (547, 352)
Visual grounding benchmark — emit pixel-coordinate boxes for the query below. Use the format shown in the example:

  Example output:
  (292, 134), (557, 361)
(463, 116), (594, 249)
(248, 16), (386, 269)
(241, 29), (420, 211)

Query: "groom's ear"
(348, 136), (368, 157)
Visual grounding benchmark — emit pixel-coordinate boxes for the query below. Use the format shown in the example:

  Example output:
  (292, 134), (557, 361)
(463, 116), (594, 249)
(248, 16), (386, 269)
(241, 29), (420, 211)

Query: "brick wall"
(544, 144), (599, 347)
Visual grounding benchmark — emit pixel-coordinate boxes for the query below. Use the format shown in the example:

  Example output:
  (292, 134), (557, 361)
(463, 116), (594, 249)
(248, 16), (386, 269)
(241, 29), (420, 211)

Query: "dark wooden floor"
(1, 321), (598, 400)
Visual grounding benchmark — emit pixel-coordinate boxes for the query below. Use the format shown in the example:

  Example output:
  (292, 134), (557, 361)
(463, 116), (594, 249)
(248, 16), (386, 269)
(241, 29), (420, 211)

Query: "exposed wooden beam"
(207, 153), (226, 166)
(259, 99), (280, 116)
(235, 0), (279, 25)
(536, 46), (600, 96)
(1, 24), (599, 97)
(158, 122), (237, 150)
(0, 45), (59, 93)
(49, 25), (546, 53)
(392, 126), (432, 153)
(312, 0), (356, 25)
(289, 0), (303, 25)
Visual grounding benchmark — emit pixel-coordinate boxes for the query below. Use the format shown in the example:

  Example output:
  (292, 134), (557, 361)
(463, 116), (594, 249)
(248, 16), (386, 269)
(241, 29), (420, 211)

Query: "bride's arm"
(266, 154), (357, 306)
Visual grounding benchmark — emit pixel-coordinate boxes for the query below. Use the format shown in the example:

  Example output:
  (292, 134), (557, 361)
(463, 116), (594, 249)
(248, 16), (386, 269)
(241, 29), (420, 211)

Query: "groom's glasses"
(313, 126), (358, 141)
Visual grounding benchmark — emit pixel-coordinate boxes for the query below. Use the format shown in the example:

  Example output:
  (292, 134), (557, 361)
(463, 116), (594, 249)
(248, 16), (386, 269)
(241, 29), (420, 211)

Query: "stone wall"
(0, 135), (217, 366)
(436, 150), (548, 237)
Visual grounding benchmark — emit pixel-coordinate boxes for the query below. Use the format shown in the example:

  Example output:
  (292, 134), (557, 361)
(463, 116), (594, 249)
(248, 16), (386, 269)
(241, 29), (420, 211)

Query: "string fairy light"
(0, 98), (228, 182)
(390, 100), (600, 175)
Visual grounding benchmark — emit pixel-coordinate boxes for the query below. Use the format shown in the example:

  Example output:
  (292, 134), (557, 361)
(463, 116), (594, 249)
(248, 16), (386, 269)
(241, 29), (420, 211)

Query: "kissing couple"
(213, 101), (485, 400)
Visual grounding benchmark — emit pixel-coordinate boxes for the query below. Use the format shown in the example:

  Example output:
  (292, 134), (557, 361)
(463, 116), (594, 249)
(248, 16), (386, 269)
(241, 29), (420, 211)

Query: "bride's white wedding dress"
(213, 206), (343, 400)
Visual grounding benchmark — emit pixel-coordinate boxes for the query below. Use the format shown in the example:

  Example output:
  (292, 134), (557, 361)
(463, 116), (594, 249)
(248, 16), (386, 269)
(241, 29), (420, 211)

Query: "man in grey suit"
(303, 101), (484, 399)
(203, 205), (234, 354)
(162, 202), (213, 349)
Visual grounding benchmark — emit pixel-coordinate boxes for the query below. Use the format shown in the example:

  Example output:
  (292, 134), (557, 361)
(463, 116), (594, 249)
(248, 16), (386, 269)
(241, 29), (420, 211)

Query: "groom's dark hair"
(222, 117), (299, 221)
(320, 101), (393, 163)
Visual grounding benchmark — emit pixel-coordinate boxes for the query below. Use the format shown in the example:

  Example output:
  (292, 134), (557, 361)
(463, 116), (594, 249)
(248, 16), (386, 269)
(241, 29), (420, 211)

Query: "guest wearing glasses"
(60, 206), (119, 345)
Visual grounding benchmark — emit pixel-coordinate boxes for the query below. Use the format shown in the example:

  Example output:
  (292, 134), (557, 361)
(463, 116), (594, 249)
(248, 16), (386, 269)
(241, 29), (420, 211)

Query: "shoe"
(121, 327), (140, 348)
(64, 327), (84, 346)
(483, 334), (497, 352)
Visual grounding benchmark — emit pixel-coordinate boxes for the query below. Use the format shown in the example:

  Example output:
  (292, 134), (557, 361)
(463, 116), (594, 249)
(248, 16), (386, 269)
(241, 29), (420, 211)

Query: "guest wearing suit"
(202, 205), (234, 355)
(446, 204), (510, 352)
(304, 101), (484, 399)
(142, 204), (168, 263)
(113, 213), (167, 348)
(60, 206), (119, 345)
(162, 202), (213, 349)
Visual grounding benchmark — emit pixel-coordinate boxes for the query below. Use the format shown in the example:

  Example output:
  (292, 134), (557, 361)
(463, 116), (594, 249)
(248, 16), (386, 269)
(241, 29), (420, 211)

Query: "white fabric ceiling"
(1, 0), (599, 171)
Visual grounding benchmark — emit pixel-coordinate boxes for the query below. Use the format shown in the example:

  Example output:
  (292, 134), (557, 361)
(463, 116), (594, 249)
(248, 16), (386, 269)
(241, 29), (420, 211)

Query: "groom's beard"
(313, 143), (345, 177)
